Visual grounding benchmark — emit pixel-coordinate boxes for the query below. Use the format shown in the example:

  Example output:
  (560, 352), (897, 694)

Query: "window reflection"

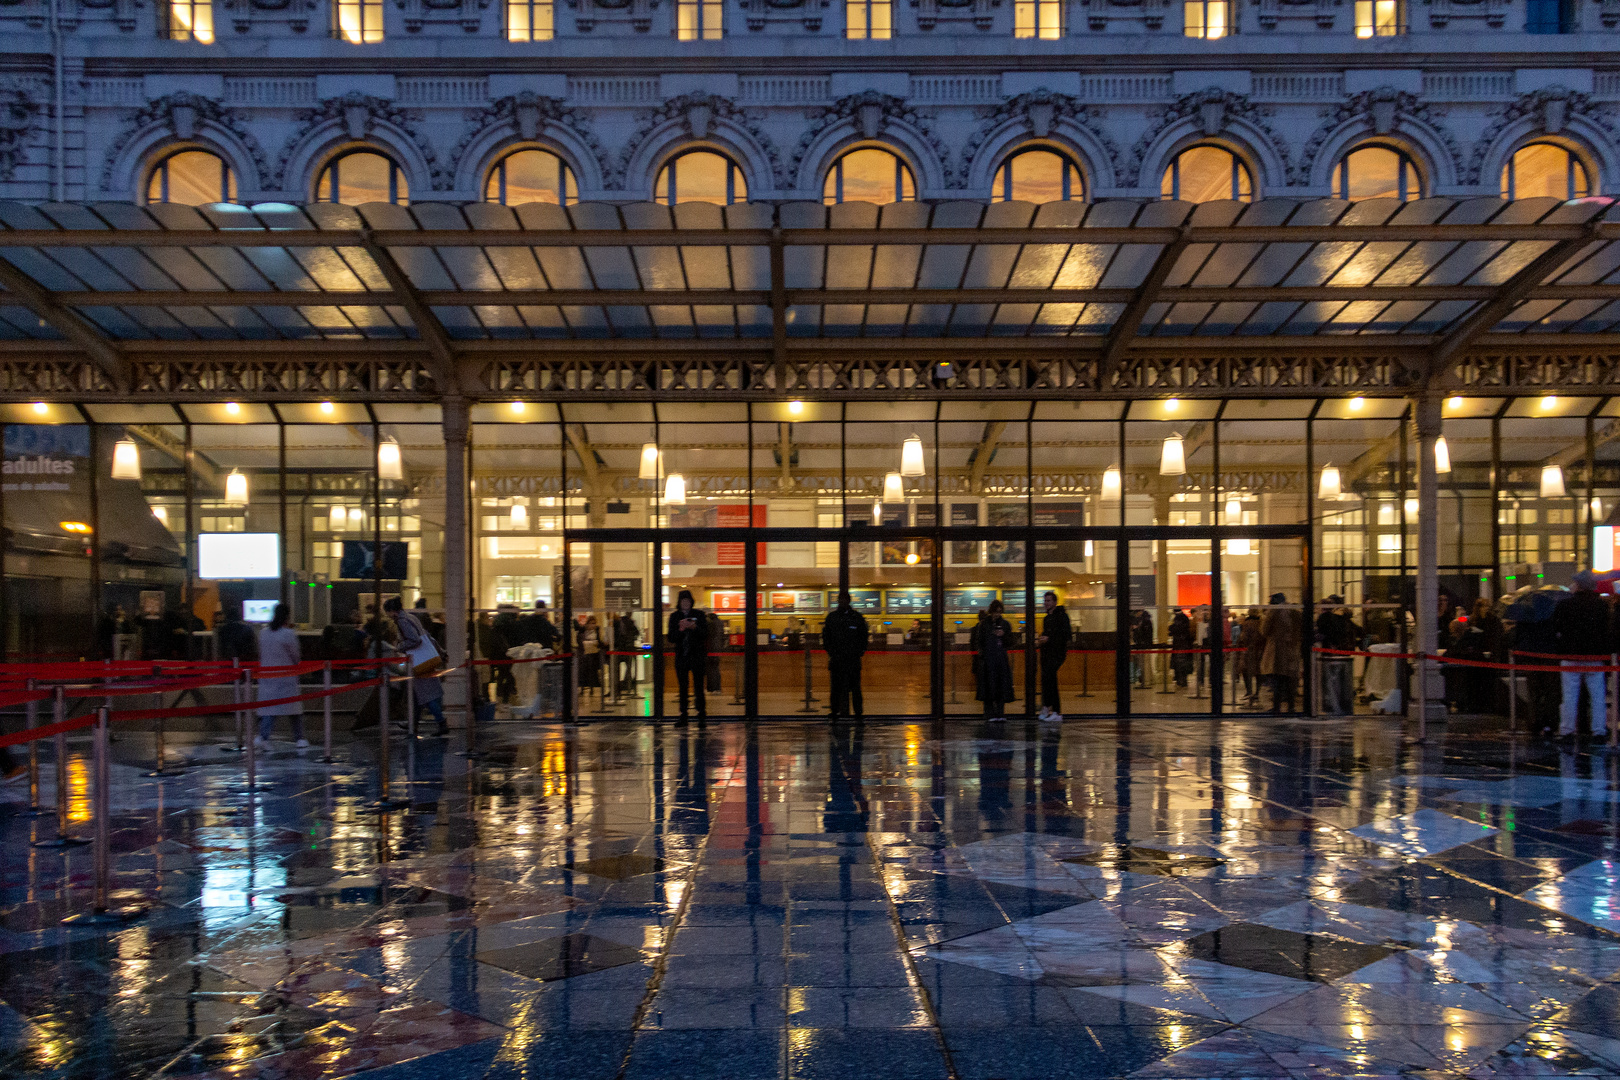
(1502, 143), (1591, 200)
(1161, 145), (1252, 202)
(823, 147), (916, 205)
(993, 148), (1083, 203)
(655, 150), (748, 205)
(486, 149), (577, 205)
(315, 151), (408, 205)
(146, 150), (236, 205)
(1333, 145), (1421, 201)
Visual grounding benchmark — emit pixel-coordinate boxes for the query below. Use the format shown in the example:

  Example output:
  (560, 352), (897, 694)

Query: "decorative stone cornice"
(1466, 85), (1617, 185)
(0, 80), (42, 182)
(617, 93), (783, 190)
(453, 91), (608, 186)
(960, 90), (1122, 184)
(98, 91), (269, 192)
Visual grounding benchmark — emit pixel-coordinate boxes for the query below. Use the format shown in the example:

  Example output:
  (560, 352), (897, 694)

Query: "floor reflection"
(1, 717), (1618, 1079)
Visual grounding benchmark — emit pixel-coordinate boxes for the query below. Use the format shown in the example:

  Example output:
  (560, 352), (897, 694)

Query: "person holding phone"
(667, 590), (709, 720)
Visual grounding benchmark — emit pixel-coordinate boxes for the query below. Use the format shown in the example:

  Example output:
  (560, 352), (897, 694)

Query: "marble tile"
(1348, 808), (1500, 858)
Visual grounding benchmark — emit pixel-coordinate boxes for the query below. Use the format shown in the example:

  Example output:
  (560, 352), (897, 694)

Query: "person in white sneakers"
(1036, 591), (1072, 722)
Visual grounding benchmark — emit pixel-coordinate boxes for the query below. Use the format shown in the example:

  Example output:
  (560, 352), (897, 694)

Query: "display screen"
(197, 533), (280, 579)
(242, 599), (278, 623)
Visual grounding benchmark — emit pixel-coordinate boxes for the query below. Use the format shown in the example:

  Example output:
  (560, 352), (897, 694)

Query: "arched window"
(655, 150), (747, 205)
(1333, 145), (1421, 201)
(1502, 143), (1591, 200)
(993, 148), (1084, 203)
(146, 150), (236, 205)
(486, 149), (577, 205)
(315, 151), (408, 205)
(1161, 145), (1253, 202)
(823, 147), (916, 205)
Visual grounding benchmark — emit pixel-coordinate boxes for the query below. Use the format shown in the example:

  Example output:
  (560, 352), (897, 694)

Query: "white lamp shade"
(330, 506), (346, 531)
(510, 501), (528, 527)
(883, 472), (905, 504)
(1318, 463), (1342, 501)
(1083, 539), (1094, 557)
(1225, 498), (1241, 524)
(664, 472), (687, 505)
(225, 470), (249, 505)
(377, 437), (403, 481)
(1101, 467), (1122, 502)
(1159, 434), (1186, 476)
(1434, 436), (1451, 475)
(111, 438), (142, 480)
(1227, 538), (1252, 556)
(639, 443), (659, 480)
(152, 505), (168, 524)
(1541, 464), (1566, 498)
(900, 434), (926, 477)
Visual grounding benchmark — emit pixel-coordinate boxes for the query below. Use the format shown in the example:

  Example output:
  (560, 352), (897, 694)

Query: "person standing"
(1169, 610), (1195, 689)
(1316, 595), (1359, 715)
(522, 600), (560, 651)
(667, 590), (709, 720)
(1551, 571), (1613, 742)
(216, 601), (259, 663)
(976, 600), (1015, 722)
(1237, 607), (1264, 707)
(822, 591), (870, 720)
(1260, 592), (1303, 713)
(1130, 609), (1153, 688)
(613, 612), (640, 696)
(388, 596), (447, 736)
(255, 603), (306, 748)
(580, 614), (603, 693)
(1036, 591), (1072, 723)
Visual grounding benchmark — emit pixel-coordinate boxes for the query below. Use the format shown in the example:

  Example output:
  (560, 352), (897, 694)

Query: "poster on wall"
(986, 503), (1027, 564)
(883, 505), (937, 566)
(885, 588), (932, 615)
(945, 588), (998, 613)
(667, 505), (766, 566)
(604, 578), (643, 610)
(794, 591), (825, 612)
(847, 589), (881, 613)
(1034, 503), (1086, 563)
(949, 504), (980, 565)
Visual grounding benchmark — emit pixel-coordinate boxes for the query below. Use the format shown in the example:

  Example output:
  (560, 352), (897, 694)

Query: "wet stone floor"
(2, 717), (1620, 1080)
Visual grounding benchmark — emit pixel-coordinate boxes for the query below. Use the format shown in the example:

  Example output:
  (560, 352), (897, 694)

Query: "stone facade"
(0, 2), (1617, 203)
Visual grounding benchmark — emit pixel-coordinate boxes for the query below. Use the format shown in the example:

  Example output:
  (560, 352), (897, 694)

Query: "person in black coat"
(1036, 591), (1072, 722)
(1552, 571), (1615, 740)
(822, 591), (870, 720)
(1169, 610), (1196, 689)
(216, 602), (259, 662)
(975, 599), (1015, 721)
(667, 589), (709, 720)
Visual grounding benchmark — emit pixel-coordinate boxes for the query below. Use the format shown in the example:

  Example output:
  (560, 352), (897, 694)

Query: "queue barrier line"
(1313, 645), (1620, 673)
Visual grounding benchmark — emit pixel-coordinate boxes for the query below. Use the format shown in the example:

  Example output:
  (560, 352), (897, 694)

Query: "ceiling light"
(224, 402), (240, 415)
(510, 401), (526, 415)
(883, 472), (905, 504)
(510, 500), (528, 527)
(377, 436), (403, 481)
(348, 506), (363, 523)
(787, 400), (804, 415)
(872, 500), (883, 525)
(1225, 498), (1242, 524)
(664, 473), (686, 505)
(1083, 539), (1094, 557)
(1349, 396), (1365, 412)
(1447, 396), (1463, 410)
(1592, 496), (1605, 520)
(1405, 498), (1419, 516)
(900, 434), (926, 478)
(1164, 397), (1179, 413)
(1434, 436), (1451, 474)
(330, 506), (347, 531)
(1101, 466), (1121, 502)
(1541, 395), (1558, 412)
(1227, 538), (1251, 556)
(1318, 463), (1342, 501)
(639, 443), (659, 480)
(59, 521), (91, 534)
(111, 437), (142, 480)
(1159, 433), (1186, 476)
(1541, 464), (1566, 498)
(320, 400), (335, 415)
(152, 505), (168, 524)
(225, 470), (249, 505)
(905, 551), (919, 565)
(31, 402), (46, 415)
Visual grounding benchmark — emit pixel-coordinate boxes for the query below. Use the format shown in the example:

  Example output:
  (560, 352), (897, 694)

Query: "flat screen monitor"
(242, 599), (278, 623)
(197, 533), (280, 580)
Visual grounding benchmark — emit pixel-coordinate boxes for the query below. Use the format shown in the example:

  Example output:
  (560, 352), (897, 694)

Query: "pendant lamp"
(510, 500), (528, 527)
(377, 436), (403, 481)
(664, 472), (687, 505)
(111, 437), (141, 480)
(1159, 433), (1186, 476)
(883, 472), (905, 504)
(1541, 464), (1566, 498)
(639, 443), (659, 480)
(1101, 466), (1122, 502)
(1434, 436), (1451, 475)
(1318, 463), (1341, 501)
(900, 434), (926, 477)
(225, 470), (249, 506)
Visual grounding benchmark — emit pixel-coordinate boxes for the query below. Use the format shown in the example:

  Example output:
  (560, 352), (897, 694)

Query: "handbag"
(399, 615), (443, 676)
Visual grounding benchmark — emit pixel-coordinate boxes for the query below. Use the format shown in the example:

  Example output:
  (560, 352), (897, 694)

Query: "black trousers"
(675, 658), (706, 718)
(829, 657), (863, 718)
(1040, 653), (1065, 712)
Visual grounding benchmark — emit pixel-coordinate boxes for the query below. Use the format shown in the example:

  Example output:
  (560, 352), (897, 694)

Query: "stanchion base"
(218, 746), (246, 754)
(61, 905), (148, 926)
(142, 767), (185, 778)
(33, 835), (90, 848)
(362, 798), (412, 812)
(20, 805), (55, 818)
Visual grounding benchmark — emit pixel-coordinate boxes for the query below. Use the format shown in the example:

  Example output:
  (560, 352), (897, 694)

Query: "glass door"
(844, 522), (935, 718)
(573, 540), (657, 719)
(658, 537), (746, 719)
(1034, 528), (1117, 717)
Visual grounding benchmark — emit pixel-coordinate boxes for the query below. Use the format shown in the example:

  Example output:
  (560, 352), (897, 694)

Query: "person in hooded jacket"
(667, 590), (709, 720)
(822, 591), (870, 720)
(1036, 591), (1072, 722)
(976, 600), (1015, 722)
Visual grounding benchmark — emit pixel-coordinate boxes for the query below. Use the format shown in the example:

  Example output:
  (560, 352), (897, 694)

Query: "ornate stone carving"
(1078, 0), (1171, 33)
(615, 94), (784, 190)
(57, 0), (138, 32)
(98, 91), (270, 192)
(0, 81), (42, 182)
(566, 0), (655, 33)
(793, 90), (955, 188)
(1297, 87), (1463, 184)
(1255, 0), (1336, 31)
(452, 92), (608, 185)
(959, 90), (1122, 184)
(278, 91), (448, 190)
(1465, 86), (1618, 185)
(740, 0), (828, 32)
(1124, 87), (1290, 187)
(394, 0), (490, 32)
(1429, 0), (1506, 30)
(910, 0), (998, 32)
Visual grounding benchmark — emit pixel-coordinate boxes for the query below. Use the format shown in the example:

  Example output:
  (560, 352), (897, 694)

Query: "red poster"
(716, 504), (767, 566)
(1176, 572), (1212, 607)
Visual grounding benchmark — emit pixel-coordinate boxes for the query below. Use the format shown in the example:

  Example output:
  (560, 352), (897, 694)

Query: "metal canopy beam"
(359, 235), (459, 393)
(0, 257), (129, 390)
(1102, 228), (1192, 374)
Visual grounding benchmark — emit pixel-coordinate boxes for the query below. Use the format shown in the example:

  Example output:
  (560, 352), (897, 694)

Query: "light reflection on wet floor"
(1, 717), (1618, 1080)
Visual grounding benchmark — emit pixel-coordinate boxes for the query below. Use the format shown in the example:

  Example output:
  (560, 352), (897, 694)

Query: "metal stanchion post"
(367, 666), (408, 811)
(243, 670), (257, 795)
(321, 662), (335, 763)
(405, 673), (416, 740)
(731, 653), (744, 706)
(948, 650), (960, 705)
(799, 648), (817, 713)
(22, 678), (51, 818)
(458, 660), (483, 760)
(143, 663), (181, 778)
(1079, 650), (1091, 698)
(1609, 653), (1617, 751)
(1415, 653), (1428, 742)
(221, 657), (244, 754)
(61, 707), (146, 925)
(35, 687), (87, 848)
(1507, 650), (1517, 733)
